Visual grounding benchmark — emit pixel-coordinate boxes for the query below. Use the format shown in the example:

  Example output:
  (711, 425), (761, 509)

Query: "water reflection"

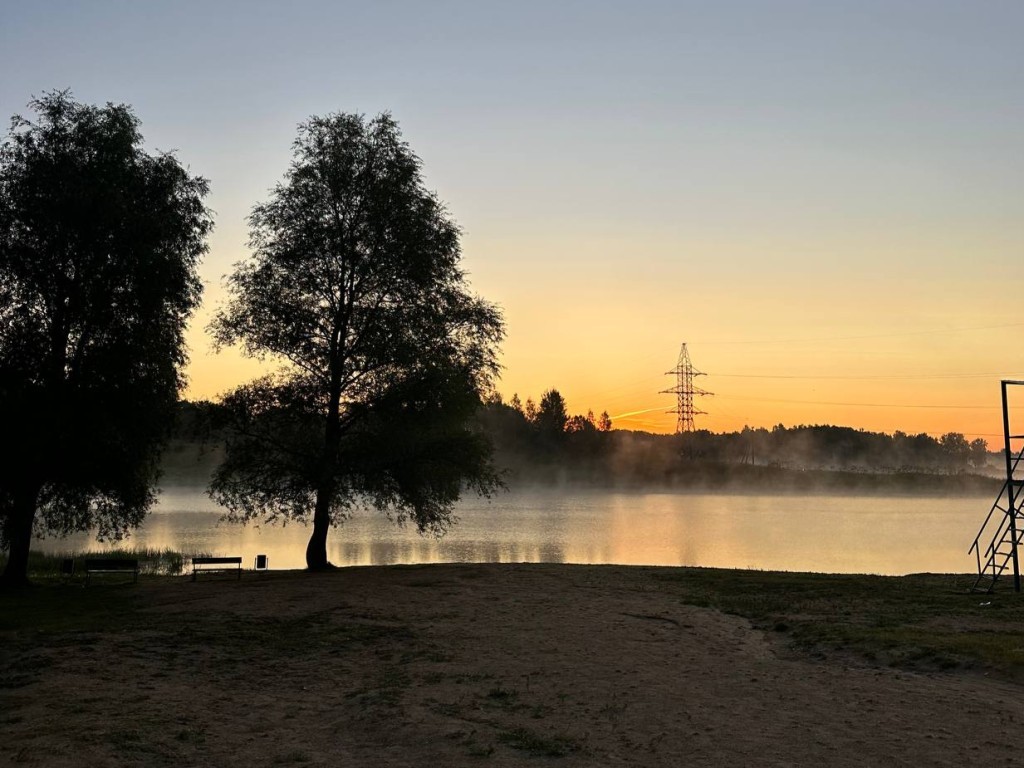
(36, 488), (989, 575)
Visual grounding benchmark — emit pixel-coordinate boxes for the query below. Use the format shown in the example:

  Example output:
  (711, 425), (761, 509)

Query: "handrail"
(969, 448), (1024, 556)
(972, 382), (1024, 590)
(969, 448), (1024, 588)
(969, 481), (1009, 556)
(973, 509), (1014, 583)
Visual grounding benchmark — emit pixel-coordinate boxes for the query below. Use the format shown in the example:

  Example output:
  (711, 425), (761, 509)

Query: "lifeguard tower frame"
(969, 380), (1024, 593)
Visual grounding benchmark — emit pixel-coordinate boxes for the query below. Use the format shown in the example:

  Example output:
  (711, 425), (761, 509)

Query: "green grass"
(654, 568), (1024, 674)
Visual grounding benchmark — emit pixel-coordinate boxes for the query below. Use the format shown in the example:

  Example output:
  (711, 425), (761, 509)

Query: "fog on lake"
(35, 486), (994, 576)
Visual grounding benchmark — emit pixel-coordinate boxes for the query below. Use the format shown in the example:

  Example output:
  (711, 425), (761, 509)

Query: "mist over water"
(37, 486), (990, 575)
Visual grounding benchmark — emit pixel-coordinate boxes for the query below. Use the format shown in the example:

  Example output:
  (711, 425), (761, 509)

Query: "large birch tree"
(209, 112), (504, 569)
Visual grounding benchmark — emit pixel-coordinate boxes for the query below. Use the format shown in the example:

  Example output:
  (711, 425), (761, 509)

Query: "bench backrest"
(192, 556), (242, 566)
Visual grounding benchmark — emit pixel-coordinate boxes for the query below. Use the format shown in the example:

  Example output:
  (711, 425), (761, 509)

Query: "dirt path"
(3, 564), (1023, 766)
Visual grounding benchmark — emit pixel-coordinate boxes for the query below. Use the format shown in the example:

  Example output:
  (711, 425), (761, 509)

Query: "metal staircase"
(969, 381), (1024, 593)
(969, 474), (1024, 592)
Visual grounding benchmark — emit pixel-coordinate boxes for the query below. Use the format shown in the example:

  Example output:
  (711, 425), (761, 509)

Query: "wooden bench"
(84, 558), (139, 585)
(192, 556), (242, 581)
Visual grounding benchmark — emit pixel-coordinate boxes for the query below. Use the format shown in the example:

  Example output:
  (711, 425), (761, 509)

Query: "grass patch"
(653, 567), (1024, 675)
(0, 577), (419, 703)
(486, 686), (518, 703)
(168, 609), (416, 673)
(0, 547), (200, 580)
(498, 727), (580, 757)
(270, 750), (313, 765)
(0, 581), (141, 634)
(344, 663), (411, 708)
(467, 741), (496, 757)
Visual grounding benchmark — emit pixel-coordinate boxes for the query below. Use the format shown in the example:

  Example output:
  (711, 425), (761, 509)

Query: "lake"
(35, 486), (997, 575)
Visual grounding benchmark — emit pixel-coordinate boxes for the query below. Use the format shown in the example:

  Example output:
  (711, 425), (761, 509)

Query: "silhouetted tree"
(209, 111), (504, 570)
(524, 397), (538, 422)
(536, 389), (569, 437)
(566, 414), (595, 434)
(969, 437), (990, 470)
(0, 92), (211, 585)
(940, 432), (971, 473)
(598, 411), (613, 432)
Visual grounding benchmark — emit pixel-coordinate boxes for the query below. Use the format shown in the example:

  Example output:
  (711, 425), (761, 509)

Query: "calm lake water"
(37, 486), (995, 575)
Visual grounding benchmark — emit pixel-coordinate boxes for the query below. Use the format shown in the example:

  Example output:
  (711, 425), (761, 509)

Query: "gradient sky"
(3, 1), (1022, 442)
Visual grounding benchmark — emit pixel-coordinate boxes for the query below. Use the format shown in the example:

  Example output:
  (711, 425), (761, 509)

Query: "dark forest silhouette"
(174, 397), (999, 495)
(474, 394), (997, 490)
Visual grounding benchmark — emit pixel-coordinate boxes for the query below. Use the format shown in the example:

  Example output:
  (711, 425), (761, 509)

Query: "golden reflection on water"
(38, 488), (988, 575)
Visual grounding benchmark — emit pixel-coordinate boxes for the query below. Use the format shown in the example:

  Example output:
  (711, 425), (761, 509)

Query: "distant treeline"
(478, 391), (1001, 493)
(171, 395), (1003, 494)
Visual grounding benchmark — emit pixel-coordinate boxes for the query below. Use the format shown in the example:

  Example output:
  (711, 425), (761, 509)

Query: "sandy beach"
(3, 563), (1024, 767)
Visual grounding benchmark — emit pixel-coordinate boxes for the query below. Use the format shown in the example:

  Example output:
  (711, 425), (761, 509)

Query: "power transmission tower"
(661, 343), (712, 435)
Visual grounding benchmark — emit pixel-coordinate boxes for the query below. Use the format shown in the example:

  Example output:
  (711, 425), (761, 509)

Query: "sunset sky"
(3, 1), (1022, 443)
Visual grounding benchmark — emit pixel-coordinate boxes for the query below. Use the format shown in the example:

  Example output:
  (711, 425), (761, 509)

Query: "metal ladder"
(968, 381), (1024, 593)
(970, 477), (1023, 592)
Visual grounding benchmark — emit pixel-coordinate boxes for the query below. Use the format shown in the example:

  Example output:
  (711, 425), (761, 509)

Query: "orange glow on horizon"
(184, 231), (1024, 449)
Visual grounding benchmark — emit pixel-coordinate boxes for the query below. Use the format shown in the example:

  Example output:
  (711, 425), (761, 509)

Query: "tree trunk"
(307, 361), (343, 571)
(1, 484), (40, 587)
(305, 486), (332, 570)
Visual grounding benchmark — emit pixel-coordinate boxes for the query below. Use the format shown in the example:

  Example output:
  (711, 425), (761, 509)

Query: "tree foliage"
(0, 91), (211, 583)
(482, 390), (612, 474)
(536, 389), (569, 438)
(209, 111), (504, 569)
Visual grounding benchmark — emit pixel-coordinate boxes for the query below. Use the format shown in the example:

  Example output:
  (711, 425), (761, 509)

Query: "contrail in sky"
(609, 407), (666, 420)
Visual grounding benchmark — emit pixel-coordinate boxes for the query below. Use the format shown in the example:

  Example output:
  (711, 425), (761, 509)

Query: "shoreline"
(13, 484), (995, 577)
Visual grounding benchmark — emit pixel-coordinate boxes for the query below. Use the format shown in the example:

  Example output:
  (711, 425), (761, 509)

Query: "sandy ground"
(3, 563), (1024, 767)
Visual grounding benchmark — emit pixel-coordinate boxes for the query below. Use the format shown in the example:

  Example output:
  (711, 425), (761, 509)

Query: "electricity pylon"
(661, 343), (712, 435)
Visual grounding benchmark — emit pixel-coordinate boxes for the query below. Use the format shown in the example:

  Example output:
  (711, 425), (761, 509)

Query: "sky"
(3, 0), (1022, 443)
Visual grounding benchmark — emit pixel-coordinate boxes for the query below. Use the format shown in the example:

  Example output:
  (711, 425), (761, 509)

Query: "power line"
(615, 396), (996, 415)
(709, 372), (1006, 381)
(693, 322), (1024, 346)
(586, 371), (1008, 404)
(718, 394), (995, 410)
